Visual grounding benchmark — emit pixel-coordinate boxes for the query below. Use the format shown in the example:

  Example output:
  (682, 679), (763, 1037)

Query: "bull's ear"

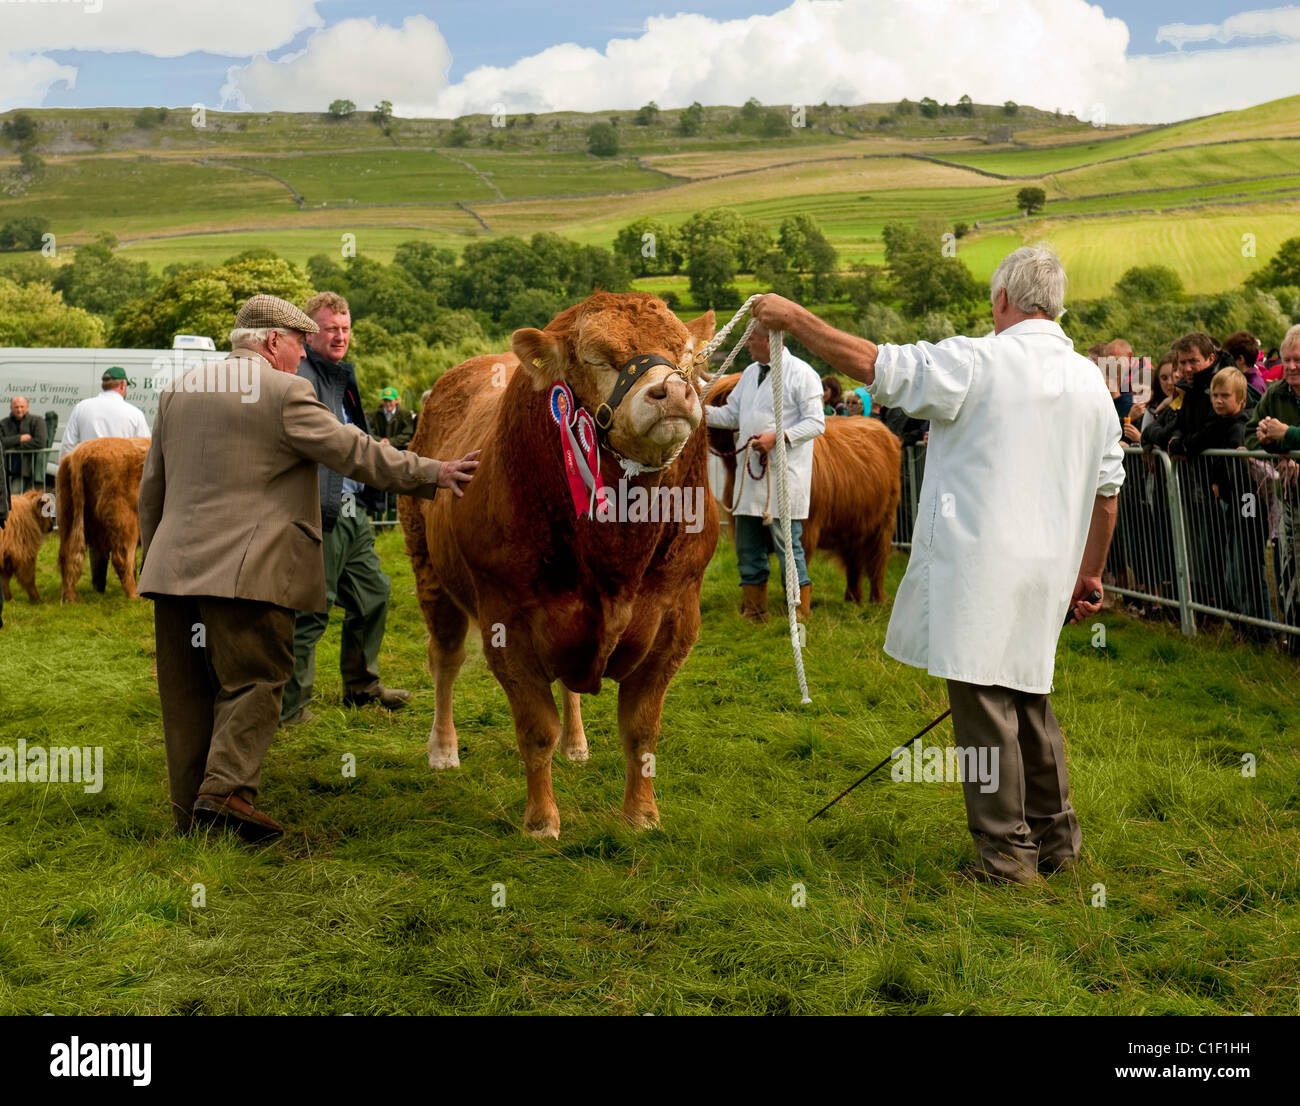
(511, 328), (567, 391)
(685, 309), (716, 345)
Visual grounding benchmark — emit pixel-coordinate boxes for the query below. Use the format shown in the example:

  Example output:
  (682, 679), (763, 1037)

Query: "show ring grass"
(0, 530), (1296, 1014)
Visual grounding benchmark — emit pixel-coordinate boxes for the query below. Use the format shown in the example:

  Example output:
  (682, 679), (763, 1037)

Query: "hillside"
(1, 95), (1297, 300)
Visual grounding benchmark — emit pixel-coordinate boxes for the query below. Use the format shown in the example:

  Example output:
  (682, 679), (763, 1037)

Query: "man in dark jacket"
(1, 396), (48, 494)
(368, 386), (416, 521)
(280, 292), (410, 725)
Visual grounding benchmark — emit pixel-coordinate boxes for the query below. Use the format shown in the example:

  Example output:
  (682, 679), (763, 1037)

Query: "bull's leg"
(0, 571), (10, 601)
(113, 521), (140, 599)
(864, 528), (890, 603)
(424, 592), (469, 770)
(488, 659), (563, 838)
(90, 548), (109, 593)
(617, 664), (673, 828)
(559, 686), (588, 762)
(16, 561), (39, 603)
(59, 541), (83, 603)
(844, 547), (865, 604)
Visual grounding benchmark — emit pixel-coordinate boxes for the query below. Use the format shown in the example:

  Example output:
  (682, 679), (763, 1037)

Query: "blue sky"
(4, 1), (1299, 123)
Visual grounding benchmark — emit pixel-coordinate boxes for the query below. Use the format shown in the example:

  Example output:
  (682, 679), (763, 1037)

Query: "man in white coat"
(755, 246), (1124, 884)
(59, 366), (151, 459)
(705, 323), (826, 621)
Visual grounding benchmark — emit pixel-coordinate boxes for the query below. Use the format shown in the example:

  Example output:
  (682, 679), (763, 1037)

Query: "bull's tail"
(57, 450), (86, 602)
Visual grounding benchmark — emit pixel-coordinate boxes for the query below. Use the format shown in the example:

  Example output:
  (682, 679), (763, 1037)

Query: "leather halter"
(592, 353), (687, 434)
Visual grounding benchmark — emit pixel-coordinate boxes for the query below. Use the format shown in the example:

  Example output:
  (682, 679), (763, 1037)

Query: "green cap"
(381, 386), (400, 401)
(102, 366), (127, 382)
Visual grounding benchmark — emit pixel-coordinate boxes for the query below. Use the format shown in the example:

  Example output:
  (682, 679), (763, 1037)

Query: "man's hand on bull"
(437, 449), (481, 497)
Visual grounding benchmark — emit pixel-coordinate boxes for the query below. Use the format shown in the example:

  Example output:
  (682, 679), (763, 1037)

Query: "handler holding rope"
(755, 246), (1124, 884)
(705, 322), (825, 623)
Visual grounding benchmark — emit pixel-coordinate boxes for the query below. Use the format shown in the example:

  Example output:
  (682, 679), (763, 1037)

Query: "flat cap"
(234, 294), (319, 334)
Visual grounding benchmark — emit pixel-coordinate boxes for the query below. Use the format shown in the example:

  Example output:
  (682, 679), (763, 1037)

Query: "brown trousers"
(946, 679), (1082, 882)
(154, 595), (295, 829)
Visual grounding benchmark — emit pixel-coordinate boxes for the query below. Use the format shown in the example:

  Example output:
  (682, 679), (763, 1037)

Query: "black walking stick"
(808, 590), (1102, 822)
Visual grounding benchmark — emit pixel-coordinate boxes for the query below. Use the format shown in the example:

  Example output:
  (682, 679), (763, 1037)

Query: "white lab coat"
(869, 319), (1124, 694)
(60, 390), (151, 459)
(705, 353), (825, 519)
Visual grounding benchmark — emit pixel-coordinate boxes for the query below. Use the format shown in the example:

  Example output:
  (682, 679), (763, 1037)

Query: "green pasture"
(0, 528), (1296, 1014)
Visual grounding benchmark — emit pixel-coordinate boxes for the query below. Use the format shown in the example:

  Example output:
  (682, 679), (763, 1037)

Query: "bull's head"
(513, 292), (715, 471)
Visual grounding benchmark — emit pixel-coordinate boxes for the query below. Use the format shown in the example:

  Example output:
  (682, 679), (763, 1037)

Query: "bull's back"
(813, 417), (901, 538)
(411, 355), (517, 464)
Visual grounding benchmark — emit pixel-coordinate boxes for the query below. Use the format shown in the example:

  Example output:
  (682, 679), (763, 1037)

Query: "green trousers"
(280, 511), (390, 720)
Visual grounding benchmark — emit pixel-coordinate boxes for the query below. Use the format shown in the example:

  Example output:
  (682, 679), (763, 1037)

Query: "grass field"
(0, 528), (1296, 1014)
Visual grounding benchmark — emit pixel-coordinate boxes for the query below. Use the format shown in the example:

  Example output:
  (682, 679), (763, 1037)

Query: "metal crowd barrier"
(890, 442), (1300, 641)
(4, 446), (60, 495)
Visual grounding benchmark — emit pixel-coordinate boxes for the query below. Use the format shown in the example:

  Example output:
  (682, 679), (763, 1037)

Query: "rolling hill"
(1, 95), (1297, 300)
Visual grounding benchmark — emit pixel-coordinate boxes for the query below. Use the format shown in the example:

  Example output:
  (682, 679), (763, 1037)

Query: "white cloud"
(221, 16), (452, 112)
(1156, 6), (1300, 50)
(0, 52), (78, 109)
(0, 0), (322, 110)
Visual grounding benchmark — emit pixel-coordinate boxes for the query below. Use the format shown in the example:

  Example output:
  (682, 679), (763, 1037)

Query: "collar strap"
(593, 353), (682, 433)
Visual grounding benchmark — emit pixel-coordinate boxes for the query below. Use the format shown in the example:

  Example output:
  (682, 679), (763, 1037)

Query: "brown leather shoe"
(192, 793), (284, 843)
(796, 583), (812, 622)
(343, 684), (411, 710)
(280, 707), (315, 727)
(740, 583), (768, 623)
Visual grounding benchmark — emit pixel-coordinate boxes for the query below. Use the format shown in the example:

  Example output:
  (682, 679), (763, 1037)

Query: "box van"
(0, 339), (217, 476)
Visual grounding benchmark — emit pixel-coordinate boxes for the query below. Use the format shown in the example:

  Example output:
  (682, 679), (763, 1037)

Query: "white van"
(0, 337), (217, 476)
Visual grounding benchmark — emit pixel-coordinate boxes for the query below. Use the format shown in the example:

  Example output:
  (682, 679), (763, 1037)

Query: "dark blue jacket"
(296, 346), (383, 531)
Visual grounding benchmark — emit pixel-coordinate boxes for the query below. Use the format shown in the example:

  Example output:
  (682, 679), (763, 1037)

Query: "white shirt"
(869, 319), (1125, 694)
(704, 352), (825, 519)
(60, 389), (152, 459)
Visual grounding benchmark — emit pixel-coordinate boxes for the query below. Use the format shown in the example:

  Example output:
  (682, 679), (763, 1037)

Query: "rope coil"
(699, 295), (812, 705)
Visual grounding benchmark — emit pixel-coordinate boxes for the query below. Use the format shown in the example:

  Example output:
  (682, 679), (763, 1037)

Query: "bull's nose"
(647, 374), (697, 410)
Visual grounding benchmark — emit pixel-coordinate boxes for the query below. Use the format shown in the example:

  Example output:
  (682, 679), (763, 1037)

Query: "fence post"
(1157, 450), (1196, 636)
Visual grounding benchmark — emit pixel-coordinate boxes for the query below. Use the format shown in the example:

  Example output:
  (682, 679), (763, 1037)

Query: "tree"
(687, 242), (739, 310)
(1016, 186), (1047, 215)
(1002, 101), (1019, 116)
(0, 277), (104, 347)
(0, 216), (49, 252)
(133, 107), (168, 129)
(373, 100), (393, 124)
(1, 112), (37, 143)
(760, 109), (787, 138)
(957, 94), (974, 117)
(919, 97), (939, 119)
(678, 101), (705, 137)
(634, 101), (660, 126)
(1246, 237), (1300, 292)
(393, 240), (456, 299)
(777, 213), (838, 298)
(740, 97), (762, 123)
(586, 122), (619, 157)
(327, 99), (356, 118)
(680, 208), (770, 272)
(882, 221), (981, 317)
(894, 99), (916, 116)
(111, 256), (315, 349)
(52, 234), (158, 317)
(447, 123), (472, 147)
(1113, 265), (1185, 302)
(614, 218), (683, 277)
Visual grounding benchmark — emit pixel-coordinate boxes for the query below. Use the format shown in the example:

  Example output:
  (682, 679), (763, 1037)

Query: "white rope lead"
(699, 295), (812, 705)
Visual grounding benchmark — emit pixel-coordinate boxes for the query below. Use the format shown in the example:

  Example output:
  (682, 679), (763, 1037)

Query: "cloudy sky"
(2, 0), (1298, 124)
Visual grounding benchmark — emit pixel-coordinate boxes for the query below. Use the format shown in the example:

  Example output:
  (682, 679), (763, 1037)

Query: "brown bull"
(707, 374), (900, 602)
(0, 489), (56, 603)
(57, 437), (150, 602)
(400, 292), (718, 838)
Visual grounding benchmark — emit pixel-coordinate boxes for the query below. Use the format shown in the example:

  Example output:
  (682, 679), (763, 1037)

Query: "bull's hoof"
(523, 808), (561, 839)
(561, 741), (589, 763)
(428, 747), (460, 770)
(622, 807), (660, 830)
